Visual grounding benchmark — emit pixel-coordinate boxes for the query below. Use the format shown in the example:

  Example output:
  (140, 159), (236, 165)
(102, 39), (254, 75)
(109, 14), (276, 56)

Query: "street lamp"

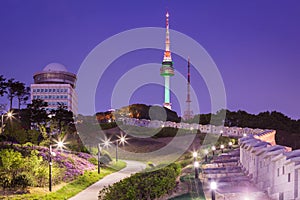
(194, 161), (199, 179)
(192, 151), (198, 162)
(115, 134), (127, 162)
(211, 146), (216, 156)
(243, 133), (247, 137)
(228, 141), (233, 149)
(220, 144), (225, 153)
(204, 149), (209, 162)
(97, 138), (112, 174)
(210, 181), (217, 200)
(1, 111), (13, 134)
(49, 140), (64, 192)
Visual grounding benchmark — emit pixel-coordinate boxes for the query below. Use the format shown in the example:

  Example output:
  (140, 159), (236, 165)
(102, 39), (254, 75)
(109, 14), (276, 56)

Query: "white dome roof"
(43, 63), (68, 72)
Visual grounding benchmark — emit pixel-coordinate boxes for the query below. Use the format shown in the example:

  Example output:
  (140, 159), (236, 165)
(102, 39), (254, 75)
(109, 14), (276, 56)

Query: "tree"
(5, 79), (28, 110)
(49, 103), (75, 136)
(27, 99), (48, 129)
(15, 83), (30, 110)
(0, 75), (6, 97)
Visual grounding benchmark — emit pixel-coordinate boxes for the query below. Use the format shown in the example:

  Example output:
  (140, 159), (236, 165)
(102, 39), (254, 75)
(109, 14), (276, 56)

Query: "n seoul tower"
(160, 12), (174, 110)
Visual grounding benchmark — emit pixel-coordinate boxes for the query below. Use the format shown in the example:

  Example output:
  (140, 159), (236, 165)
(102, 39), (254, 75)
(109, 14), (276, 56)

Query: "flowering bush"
(0, 143), (96, 188)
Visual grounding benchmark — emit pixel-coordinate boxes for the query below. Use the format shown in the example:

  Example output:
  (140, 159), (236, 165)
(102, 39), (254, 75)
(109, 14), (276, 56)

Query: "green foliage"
(99, 122), (118, 130)
(8, 162), (126, 200)
(0, 149), (26, 189)
(0, 149), (64, 190)
(99, 163), (181, 200)
(88, 157), (98, 165)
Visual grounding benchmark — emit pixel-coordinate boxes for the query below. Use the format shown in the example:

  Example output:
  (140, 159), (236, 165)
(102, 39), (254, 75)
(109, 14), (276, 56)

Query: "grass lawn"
(169, 193), (205, 200)
(1, 161), (126, 200)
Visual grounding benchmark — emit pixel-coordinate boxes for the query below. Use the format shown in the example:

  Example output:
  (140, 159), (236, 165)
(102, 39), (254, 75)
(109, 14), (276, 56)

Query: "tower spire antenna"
(184, 57), (193, 120)
(164, 11), (171, 61)
(160, 11), (174, 110)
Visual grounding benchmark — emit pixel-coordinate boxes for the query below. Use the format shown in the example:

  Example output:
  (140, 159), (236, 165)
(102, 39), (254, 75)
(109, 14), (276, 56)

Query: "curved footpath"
(69, 160), (146, 200)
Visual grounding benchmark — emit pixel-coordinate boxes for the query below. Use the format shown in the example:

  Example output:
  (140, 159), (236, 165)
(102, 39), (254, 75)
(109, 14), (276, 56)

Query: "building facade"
(30, 63), (78, 115)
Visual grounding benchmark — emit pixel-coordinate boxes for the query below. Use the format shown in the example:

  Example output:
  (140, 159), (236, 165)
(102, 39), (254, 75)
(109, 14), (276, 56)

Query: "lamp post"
(97, 139), (111, 174)
(211, 146), (216, 156)
(192, 151), (198, 162)
(194, 161), (199, 179)
(204, 149), (209, 162)
(210, 181), (217, 200)
(97, 143), (102, 174)
(220, 144), (225, 153)
(115, 134), (127, 162)
(1, 111), (13, 134)
(228, 141), (233, 149)
(49, 141), (64, 192)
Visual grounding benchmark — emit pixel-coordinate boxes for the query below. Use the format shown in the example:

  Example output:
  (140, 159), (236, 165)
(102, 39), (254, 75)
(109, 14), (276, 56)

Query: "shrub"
(88, 157), (98, 165)
(11, 174), (30, 189)
(99, 163), (181, 200)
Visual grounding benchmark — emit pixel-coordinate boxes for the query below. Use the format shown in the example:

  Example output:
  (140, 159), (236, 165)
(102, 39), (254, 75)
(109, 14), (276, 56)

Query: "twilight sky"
(0, 0), (300, 119)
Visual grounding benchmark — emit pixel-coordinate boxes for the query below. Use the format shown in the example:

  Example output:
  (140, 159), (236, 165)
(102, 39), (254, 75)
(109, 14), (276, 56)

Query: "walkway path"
(200, 149), (271, 200)
(69, 160), (146, 200)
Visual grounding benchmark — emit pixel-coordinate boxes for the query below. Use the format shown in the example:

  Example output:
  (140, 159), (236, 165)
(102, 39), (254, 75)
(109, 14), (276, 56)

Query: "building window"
(288, 173), (291, 182)
(33, 89), (36, 92)
(260, 161), (262, 168)
(37, 89), (40, 92)
(282, 166), (285, 175)
(49, 89), (52, 92)
(45, 89), (48, 92)
(53, 89), (56, 92)
(277, 168), (280, 176)
(41, 89), (44, 92)
(64, 89), (68, 92)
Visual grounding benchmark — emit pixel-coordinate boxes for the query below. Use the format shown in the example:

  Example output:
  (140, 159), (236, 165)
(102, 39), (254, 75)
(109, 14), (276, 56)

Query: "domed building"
(30, 63), (78, 115)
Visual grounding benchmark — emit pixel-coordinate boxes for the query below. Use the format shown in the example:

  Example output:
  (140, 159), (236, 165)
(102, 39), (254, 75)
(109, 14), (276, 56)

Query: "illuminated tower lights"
(160, 12), (174, 110)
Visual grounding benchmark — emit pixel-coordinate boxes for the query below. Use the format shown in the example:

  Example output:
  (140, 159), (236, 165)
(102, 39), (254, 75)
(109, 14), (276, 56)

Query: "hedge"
(98, 163), (181, 200)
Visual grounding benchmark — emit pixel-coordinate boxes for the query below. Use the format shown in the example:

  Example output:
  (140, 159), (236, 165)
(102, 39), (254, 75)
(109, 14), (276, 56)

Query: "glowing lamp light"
(228, 142), (233, 146)
(210, 181), (217, 190)
(104, 140), (110, 147)
(204, 149), (209, 155)
(7, 112), (13, 118)
(192, 151), (198, 158)
(220, 144), (224, 149)
(211, 146), (216, 151)
(118, 134), (127, 146)
(57, 141), (64, 148)
(243, 133), (247, 137)
(194, 161), (199, 168)
(120, 137), (125, 143)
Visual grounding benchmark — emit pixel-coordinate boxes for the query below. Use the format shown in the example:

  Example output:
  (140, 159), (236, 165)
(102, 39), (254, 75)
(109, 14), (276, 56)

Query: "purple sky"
(0, 0), (300, 119)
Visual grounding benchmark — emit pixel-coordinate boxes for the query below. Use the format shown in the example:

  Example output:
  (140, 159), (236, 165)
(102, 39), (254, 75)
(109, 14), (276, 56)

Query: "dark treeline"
(187, 109), (300, 134)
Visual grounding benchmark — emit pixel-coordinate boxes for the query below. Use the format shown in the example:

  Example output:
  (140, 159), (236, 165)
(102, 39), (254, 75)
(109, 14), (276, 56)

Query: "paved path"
(69, 160), (146, 200)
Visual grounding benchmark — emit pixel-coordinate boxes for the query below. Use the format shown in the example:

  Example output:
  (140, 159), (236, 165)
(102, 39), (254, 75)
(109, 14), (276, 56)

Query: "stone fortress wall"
(119, 117), (299, 200)
(117, 117), (266, 137)
(239, 130), (300, 200)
